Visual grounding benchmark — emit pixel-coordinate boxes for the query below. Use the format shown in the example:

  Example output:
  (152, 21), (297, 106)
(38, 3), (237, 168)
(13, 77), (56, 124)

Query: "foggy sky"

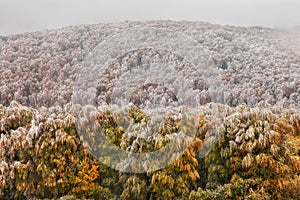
(0, 0), (300, 36)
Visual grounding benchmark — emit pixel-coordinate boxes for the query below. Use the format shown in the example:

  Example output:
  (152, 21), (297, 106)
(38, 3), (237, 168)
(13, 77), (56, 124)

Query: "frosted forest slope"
(0, 21), (299, 109)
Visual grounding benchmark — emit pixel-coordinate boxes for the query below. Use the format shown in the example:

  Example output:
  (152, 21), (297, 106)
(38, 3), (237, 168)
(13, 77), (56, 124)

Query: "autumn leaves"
(0, 101), (299, 199)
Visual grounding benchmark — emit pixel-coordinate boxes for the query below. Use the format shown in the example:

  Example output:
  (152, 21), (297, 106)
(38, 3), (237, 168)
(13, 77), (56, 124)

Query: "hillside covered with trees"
(0, 21), (299, 199)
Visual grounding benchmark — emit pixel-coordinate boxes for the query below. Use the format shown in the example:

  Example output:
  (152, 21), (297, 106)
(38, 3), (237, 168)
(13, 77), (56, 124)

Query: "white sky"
(0, 0), (299, 36)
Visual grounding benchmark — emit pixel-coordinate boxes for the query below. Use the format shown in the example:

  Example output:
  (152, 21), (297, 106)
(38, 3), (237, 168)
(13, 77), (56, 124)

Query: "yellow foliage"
(71, 161), (101, 197)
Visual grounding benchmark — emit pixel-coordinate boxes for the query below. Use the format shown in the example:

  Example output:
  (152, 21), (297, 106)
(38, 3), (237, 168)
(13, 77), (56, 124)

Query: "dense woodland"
(0, 101), (299, 199)
(0, 21), (299, 199)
